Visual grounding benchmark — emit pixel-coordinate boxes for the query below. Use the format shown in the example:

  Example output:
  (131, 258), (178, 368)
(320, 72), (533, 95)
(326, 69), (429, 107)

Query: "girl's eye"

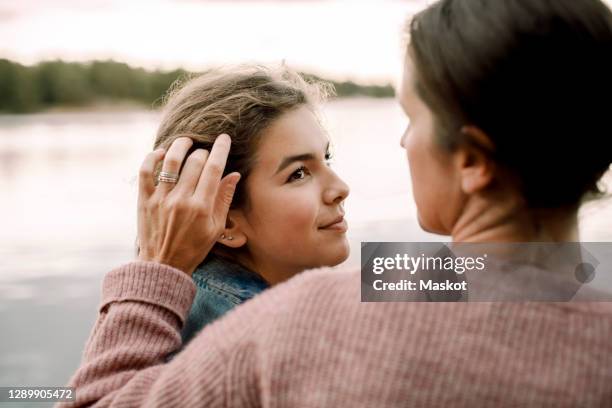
(287, 166), (310, 182)
(325, 151), (334, 167)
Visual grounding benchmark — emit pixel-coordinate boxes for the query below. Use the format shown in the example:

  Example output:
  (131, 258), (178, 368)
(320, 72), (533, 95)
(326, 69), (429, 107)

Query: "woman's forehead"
(399, 57), (417, 109)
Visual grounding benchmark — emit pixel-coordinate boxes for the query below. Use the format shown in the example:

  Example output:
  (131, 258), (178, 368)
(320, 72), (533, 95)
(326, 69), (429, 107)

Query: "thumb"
(215, 172), (241, 216)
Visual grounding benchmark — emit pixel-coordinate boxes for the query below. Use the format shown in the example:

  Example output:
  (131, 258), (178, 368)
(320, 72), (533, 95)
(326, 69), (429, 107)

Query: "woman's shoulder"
(271, 263), (360, 298)
(224, 263), (363, 327)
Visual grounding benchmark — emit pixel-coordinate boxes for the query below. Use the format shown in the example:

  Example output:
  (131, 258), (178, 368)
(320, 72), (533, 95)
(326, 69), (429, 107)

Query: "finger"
(194, 134), (232, 203)
(139, 148), (166, 200)
(157, 137), (194, 194)
(172, 148), (210, 196)
(213, 172), (241, 220)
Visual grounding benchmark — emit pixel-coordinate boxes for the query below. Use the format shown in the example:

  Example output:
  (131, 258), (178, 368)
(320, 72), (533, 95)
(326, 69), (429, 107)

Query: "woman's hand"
(136, 135), (241, 276)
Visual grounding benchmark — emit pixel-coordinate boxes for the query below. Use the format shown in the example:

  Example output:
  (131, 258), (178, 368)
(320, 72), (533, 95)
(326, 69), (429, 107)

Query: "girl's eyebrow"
(273, 142), (330, 175)
(274, 153), (316, 175)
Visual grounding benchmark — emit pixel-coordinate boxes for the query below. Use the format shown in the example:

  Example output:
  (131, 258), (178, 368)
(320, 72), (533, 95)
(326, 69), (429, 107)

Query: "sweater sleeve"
(56, 261), (244, 408)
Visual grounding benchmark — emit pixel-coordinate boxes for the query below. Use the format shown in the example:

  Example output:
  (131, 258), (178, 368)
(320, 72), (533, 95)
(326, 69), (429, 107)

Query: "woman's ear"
(457, 126), (496, 194)
(217, 209), (248, 248)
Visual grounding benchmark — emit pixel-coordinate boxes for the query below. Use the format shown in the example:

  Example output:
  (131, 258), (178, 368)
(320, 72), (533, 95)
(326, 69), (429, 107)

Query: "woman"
(60, 0), (612, 406)
(148, 66), (350, 345)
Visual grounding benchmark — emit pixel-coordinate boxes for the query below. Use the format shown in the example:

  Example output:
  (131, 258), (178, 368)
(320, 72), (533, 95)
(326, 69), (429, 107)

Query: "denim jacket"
(180, 254), (269, 345)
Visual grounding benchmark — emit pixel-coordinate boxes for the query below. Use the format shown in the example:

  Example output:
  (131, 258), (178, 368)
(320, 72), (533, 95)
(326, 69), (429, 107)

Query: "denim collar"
(191, 254), (270, 299)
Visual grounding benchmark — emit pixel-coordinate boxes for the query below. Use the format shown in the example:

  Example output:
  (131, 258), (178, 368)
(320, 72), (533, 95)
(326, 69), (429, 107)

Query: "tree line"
(0, 59), (395, 113)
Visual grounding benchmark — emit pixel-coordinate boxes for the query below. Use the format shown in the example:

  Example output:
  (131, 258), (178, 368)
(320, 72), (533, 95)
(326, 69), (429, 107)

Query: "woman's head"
(400, 0), (612, 238)
(154, 65), (350, 283)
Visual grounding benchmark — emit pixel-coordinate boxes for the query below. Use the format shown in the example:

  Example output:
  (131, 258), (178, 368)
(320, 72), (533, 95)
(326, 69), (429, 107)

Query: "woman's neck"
(450, 190), (579, 243)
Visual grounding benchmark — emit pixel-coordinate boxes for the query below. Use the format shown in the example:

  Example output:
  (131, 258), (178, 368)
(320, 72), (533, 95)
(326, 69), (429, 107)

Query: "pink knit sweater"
(58, 261), (612, 407)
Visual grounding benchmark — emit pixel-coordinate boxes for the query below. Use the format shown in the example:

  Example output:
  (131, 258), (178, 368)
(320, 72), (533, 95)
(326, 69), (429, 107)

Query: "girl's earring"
(220, 233), (226, 239)
(227, 236), (234, 241)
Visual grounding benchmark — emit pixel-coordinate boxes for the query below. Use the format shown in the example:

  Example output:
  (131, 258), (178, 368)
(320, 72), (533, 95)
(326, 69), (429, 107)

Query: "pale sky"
(0, 0), (428, 84)
(2, 0), (611, 84)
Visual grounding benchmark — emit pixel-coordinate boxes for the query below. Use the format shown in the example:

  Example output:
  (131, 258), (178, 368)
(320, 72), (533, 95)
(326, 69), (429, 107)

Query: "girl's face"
(226, 106), (350, 284)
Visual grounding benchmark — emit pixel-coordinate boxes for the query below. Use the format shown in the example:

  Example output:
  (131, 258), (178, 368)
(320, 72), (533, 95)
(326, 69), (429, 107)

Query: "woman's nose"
(323, 169), (350, 205)
(400, 127), (408, 148)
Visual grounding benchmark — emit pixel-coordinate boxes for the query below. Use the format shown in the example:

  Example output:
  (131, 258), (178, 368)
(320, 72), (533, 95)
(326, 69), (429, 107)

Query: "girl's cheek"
(258, 182), (319, 227)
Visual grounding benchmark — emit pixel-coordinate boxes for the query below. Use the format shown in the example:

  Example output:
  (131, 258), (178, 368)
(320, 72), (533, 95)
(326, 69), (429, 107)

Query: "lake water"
(1, 98), (611, 399)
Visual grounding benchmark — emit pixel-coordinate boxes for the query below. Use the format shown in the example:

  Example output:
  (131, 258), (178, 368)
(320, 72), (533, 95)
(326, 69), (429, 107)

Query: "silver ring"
(158, 171), (179, 184)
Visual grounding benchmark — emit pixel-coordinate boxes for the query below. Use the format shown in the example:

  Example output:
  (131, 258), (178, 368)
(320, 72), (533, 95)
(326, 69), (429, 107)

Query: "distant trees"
(333, 81), (395, 98)
(0, 59), (395, 113)
(0, 59), (41, 112)
(301, 72), (396, 99)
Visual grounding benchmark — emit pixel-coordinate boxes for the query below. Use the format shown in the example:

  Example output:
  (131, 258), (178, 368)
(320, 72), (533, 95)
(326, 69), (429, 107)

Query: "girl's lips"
(319, 218), (348, 232)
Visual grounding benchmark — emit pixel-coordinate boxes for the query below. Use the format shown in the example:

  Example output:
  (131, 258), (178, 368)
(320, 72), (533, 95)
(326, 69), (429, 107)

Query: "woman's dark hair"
(408, 0), (612, 208)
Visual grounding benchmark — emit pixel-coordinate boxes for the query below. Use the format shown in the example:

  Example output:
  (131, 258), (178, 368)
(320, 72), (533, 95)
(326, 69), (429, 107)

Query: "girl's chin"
(284, 239), (350, 272)
(324, 240), (351, 266)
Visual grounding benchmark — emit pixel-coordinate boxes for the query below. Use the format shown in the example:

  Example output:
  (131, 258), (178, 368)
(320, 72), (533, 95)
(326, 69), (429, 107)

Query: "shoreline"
(0, 96), (397, 116)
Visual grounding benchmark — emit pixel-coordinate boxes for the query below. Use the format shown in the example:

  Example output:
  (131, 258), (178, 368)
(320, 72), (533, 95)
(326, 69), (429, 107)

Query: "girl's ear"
(217, 209), (247, 248)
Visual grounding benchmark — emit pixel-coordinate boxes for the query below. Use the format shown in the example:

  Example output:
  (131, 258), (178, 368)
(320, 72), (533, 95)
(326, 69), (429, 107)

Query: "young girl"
(151, 65), (350, 345)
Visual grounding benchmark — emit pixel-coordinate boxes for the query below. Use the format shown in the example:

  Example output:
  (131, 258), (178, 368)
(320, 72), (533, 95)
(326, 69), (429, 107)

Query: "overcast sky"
(2, 0), (610, 84)
(0, 0), (428, 83)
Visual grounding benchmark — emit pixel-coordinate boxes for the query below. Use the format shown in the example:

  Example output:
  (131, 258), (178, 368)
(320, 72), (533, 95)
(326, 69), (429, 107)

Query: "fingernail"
(233, 173), (241, 185)
(177, 136), (193, 145)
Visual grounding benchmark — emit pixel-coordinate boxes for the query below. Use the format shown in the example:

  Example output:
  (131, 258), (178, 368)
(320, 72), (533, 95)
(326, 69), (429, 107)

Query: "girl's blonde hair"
(154, 64), (333, 208)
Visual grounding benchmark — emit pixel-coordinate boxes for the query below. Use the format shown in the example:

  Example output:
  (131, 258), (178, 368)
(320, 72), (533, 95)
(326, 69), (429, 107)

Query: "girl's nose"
(323, 169), (350, 205)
